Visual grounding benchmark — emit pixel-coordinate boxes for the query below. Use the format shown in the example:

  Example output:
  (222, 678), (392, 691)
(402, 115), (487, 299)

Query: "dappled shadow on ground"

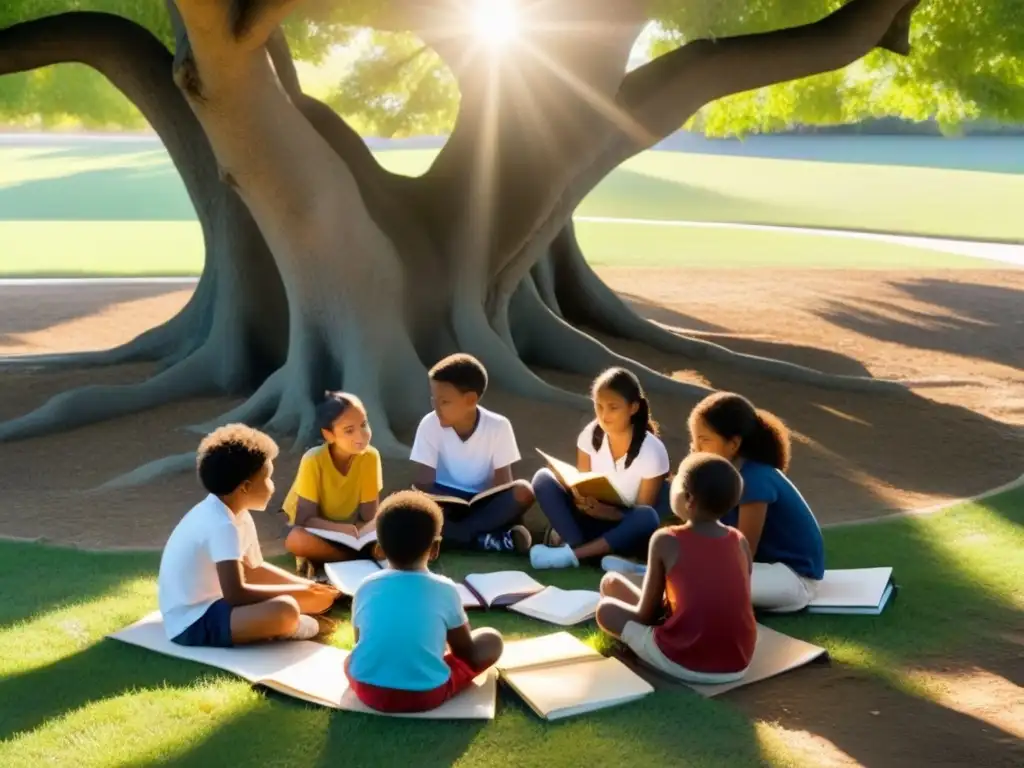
(729, 661), (1024, 768)
(0, 283), (188, 345)
(0, 165), (193, 222)
(574, 332), (1024, 524)
(818, 277), (1024, 370)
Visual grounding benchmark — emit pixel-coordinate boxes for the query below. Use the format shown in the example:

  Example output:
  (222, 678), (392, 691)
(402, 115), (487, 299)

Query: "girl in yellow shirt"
(283, 392), (383, 573)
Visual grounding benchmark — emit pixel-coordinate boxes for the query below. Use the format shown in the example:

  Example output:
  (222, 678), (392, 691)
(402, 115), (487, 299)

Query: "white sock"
(530, 544), (579, 570)
(285, 614), (319, 641)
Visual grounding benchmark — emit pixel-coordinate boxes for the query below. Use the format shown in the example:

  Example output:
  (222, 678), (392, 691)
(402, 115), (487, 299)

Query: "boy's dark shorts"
(171, 598), (234, 648)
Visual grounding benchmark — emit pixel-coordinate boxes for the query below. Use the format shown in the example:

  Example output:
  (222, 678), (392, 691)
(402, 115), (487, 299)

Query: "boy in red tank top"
(595, 452), (757, 683)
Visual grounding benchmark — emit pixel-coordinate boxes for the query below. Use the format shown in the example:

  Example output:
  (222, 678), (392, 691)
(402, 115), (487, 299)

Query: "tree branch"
(267, 27), (302, 99)
(616, 0), (919, 154)
(173, 0), (299, 50)
(0, 12), (218, 211)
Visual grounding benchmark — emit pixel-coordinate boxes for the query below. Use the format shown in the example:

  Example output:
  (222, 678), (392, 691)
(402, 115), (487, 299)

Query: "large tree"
(0, 0), (1003, 484)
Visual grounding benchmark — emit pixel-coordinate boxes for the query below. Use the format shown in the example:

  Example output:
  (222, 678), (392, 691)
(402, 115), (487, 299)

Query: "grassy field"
(0, 138), (1020, 276)
(1, 490), (1021, 767)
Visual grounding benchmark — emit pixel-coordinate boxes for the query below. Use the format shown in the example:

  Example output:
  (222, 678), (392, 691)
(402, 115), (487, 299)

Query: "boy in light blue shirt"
(345, 491), (504, 713)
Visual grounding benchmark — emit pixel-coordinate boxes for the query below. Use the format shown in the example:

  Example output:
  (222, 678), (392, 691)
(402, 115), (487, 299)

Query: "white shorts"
(752, 562), (820, 613)
(621, 622), (748, 685)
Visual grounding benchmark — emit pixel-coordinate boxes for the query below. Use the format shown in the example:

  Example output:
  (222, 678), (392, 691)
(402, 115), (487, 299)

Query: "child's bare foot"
(878, 0), (920, 56)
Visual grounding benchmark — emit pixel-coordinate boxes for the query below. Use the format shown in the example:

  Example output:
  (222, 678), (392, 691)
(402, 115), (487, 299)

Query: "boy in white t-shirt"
(157, 425), (339, 647)
(410, 354), (534, 553)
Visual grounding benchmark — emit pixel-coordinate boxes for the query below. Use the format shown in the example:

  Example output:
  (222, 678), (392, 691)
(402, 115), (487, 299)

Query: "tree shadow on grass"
(0, 542), (155, 632)
(0, 166), (193, 222)
(816, 277), (1024, 371)
(726, 491), (1024, 766)
(582, 167), (794, 223)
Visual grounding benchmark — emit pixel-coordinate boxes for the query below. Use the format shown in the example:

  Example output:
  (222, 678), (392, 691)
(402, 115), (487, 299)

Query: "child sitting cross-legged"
(596, 452), (757, 684)
(158, 425), (340, 648)
(345, 490), (504, 713)
(410, 353), (534, 553)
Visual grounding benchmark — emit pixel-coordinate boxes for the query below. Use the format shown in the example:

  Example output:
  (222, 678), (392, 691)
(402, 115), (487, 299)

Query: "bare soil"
(1, 269), (1022, 552)
(2, 269), (1022, 767)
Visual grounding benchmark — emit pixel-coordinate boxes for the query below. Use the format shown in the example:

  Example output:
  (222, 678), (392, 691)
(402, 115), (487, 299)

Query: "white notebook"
(808, 567), (896, 615)
(108, 612), (497, 719)
(303, 525), (377, 550)
(497, 632), (652, 720)
(509, 587), (599, 626)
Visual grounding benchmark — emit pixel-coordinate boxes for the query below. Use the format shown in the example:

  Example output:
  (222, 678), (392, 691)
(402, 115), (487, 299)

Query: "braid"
(624, 395), (658, 469)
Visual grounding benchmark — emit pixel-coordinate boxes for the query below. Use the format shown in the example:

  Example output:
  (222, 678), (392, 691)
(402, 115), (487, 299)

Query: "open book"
(807, 567), (897, 615)
(413, 481), (518, 507)
(325, 562), (545, 610)
(302, 525), (377, 551)
(508, 587), (599, 626)
(536, 449), (628, 508)
(497, 633), (653, 720)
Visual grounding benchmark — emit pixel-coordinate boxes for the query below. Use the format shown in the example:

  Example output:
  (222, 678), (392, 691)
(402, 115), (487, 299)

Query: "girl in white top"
(530, 367), (671, 569)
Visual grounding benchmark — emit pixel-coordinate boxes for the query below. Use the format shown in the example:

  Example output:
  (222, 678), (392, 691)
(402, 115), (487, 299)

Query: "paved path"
(0, 215), (1019, 289)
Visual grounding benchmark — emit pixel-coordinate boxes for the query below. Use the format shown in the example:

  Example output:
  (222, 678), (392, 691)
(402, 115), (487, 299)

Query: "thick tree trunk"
(0, 0), (920, 486)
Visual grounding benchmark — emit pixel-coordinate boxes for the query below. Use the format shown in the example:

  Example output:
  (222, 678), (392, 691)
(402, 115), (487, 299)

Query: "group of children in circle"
(157, 352), (825, 713)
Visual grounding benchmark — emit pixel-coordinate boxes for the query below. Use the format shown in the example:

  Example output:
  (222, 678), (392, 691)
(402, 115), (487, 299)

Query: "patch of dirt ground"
(1, 269), (1022, 767)
(1, 269), (1022, 551)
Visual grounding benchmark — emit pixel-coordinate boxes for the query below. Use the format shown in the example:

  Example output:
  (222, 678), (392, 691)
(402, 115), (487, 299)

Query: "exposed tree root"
(510, 278), (712, 399)
(0, 346), (221, 443)
(453, 301), (588, 410)
(98, 451), (198, 491)
(548, 222), (908, 394)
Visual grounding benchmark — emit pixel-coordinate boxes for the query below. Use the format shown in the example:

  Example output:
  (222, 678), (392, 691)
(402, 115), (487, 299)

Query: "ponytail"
(690, 392), (791, 472)
(589, 368), (658, 469)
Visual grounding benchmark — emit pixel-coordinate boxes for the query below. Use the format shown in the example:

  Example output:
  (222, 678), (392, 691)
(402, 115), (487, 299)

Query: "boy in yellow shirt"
(282, 392), (383, 574)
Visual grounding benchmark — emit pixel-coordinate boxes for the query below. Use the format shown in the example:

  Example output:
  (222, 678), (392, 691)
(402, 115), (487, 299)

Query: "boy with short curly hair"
(157, 424), (339, 647)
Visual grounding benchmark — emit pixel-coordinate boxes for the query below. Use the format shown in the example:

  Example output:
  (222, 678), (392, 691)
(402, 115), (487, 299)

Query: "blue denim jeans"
(532, 468), (670, 558)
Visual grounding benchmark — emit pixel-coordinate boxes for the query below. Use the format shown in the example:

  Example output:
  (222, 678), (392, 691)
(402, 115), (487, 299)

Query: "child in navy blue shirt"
(687, 392), (825, 613)
(345, 491), (504, 713)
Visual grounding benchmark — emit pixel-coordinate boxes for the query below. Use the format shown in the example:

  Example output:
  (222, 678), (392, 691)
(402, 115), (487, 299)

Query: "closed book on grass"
(302, 525), (377, 550)
(414, 481), (519, 507)
(324, 563), (544, 611)
(508, 587), (600, 626)
(536, 449), (627, 509)
(807, 567), (897, 615)
(496, 632), (653, 720)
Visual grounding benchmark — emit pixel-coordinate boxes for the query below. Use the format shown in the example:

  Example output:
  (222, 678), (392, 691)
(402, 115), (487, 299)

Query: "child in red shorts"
(344, 491), (504, 712)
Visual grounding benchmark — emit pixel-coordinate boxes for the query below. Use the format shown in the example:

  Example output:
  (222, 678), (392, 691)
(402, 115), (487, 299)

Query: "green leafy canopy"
(0, 0), (1021, 134)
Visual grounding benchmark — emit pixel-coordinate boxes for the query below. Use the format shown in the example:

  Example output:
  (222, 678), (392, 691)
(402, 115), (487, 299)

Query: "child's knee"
(594, 600), (621, 635)
(283, 527), (307, 555)
(472, 627), (505, 668)
(599, 571), (629, 596)
(512, 480), (535, 507)
(530, 467), (557, 493)
(268, 595), (301, 634)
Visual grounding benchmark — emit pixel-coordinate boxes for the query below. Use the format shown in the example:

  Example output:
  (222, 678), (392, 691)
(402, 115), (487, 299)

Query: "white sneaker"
(286, 615), (320, 641)
(601, 555), (647, 576)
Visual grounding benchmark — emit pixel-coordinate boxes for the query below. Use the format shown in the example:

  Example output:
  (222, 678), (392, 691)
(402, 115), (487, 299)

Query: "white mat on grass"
(618, 624), (828, 697)
(108, 612), (496, 719)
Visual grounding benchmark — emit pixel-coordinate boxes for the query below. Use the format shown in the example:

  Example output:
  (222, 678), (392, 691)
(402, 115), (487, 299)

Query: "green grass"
(0, 140), (1018, 276)
(1, 491), (1021, 767)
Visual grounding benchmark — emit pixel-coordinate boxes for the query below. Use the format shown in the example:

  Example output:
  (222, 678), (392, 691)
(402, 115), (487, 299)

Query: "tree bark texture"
(0, 0), (919, 485)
